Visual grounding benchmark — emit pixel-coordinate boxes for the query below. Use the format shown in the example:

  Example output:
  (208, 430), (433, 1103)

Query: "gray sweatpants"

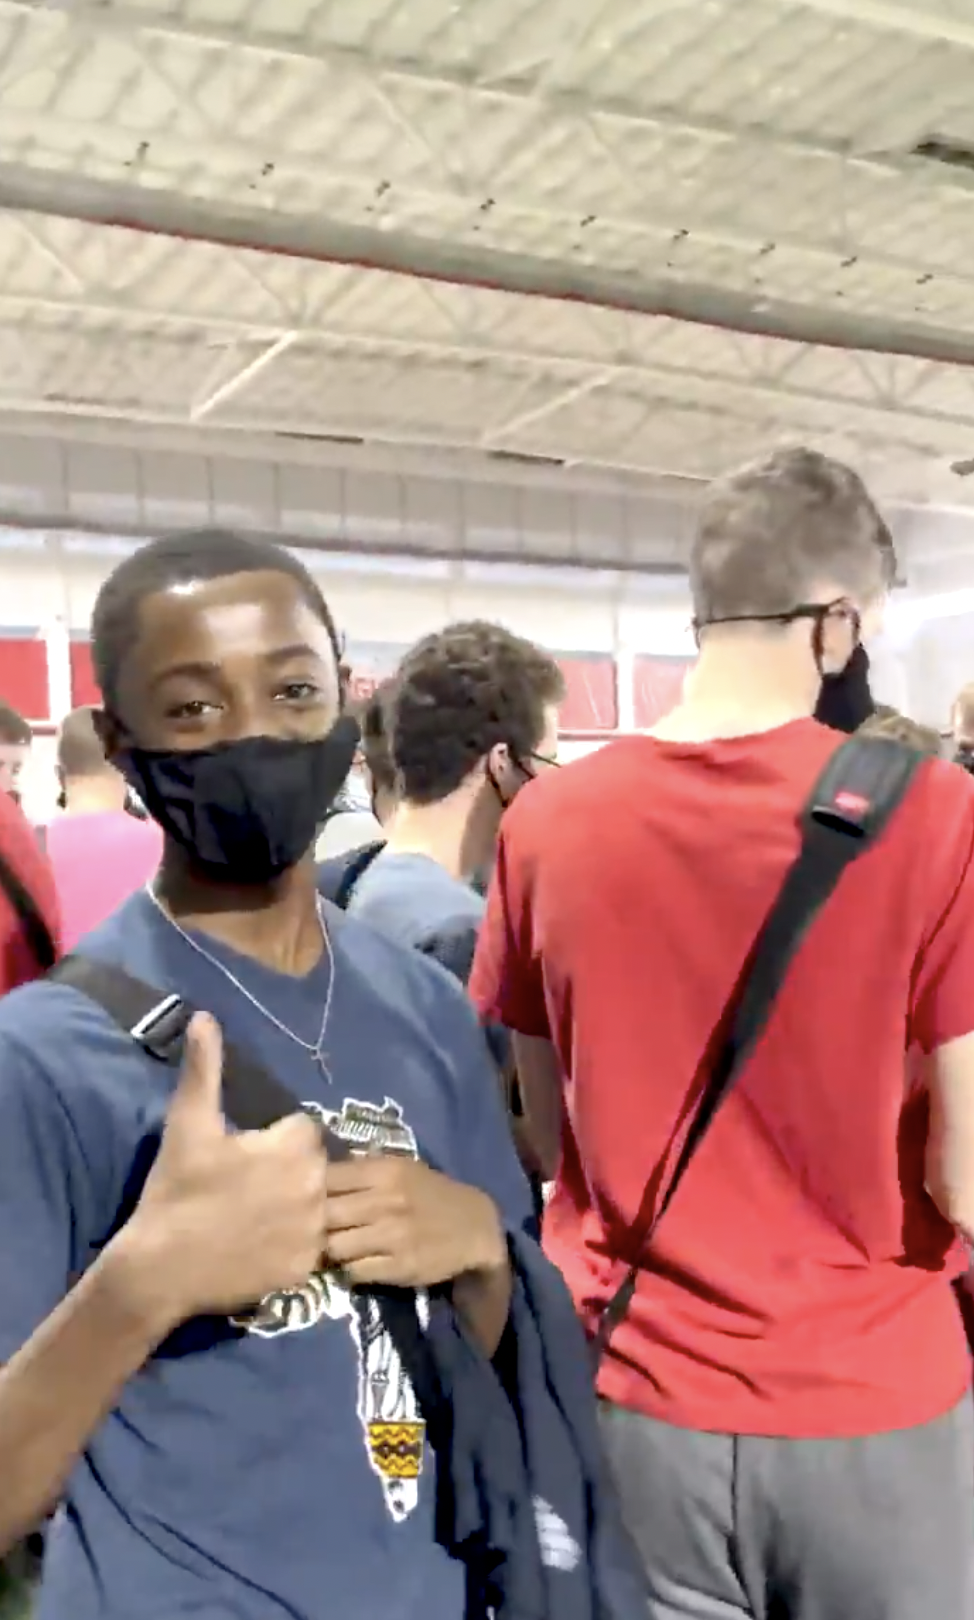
(600, 1399), (974, 1619)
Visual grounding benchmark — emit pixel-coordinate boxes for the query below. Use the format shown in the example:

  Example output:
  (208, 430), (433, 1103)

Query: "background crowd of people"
(1, 448), (974, 1618)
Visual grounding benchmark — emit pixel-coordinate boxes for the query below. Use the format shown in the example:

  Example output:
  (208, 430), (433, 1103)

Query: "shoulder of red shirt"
(0, 793), (61, 992)
(472, 724), (974, 1034)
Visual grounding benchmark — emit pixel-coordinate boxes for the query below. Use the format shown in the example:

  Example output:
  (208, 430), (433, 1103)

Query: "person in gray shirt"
(345, 623), (564, 1204)
(345, 621), (563, 959)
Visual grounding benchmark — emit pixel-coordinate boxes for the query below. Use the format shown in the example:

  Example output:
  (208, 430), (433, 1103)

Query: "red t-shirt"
(0, 791), (60, 992)
(470, 720), (974, 1438)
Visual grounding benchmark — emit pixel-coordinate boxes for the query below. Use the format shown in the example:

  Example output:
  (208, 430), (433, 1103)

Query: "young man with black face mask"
(336, 626), (562, 1210)
(0, 531), (532, 1619)
(471, 448), (974, 1619)
(342, 621), (563, 969)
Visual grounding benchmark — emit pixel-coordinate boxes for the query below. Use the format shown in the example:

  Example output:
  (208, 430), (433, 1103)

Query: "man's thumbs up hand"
(162, 1014), (227, 1140)
(124, 1014), (328, 1327)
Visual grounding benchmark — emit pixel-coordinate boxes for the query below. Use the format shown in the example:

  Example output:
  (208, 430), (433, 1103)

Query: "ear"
(92, 707), (124, 765)
(337, 661), (352, 712)
(485, 740), (512, 779)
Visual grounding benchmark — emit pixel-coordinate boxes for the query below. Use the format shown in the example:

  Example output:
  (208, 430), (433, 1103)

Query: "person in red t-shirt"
(0, 782), (59, 992)
(470, 446), (974, 1619)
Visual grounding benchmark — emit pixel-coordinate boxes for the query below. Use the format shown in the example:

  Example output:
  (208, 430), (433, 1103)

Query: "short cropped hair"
(390, 621), (565, 805)
(690, 447), (895, 625)
(858, 710), (942, 758)
(57, 705), (110, 778)
(952, 683), (974, 734)
(91, 530), (343, 709)
(359, 683), (397, 801)
(0, 700), (31, 747)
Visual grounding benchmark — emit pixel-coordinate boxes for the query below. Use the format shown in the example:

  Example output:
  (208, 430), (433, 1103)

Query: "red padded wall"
(633, 656), (692, 729)
(0, 632), (49, 721)
(70, 640), (101, 708)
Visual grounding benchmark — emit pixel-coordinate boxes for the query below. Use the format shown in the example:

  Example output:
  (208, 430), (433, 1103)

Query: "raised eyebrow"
(149, 659), (220, 692)
(264, 644), (322, 667)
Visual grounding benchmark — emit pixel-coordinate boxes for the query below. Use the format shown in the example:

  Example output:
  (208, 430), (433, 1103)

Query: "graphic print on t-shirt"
(230, 1096), (427, 1524)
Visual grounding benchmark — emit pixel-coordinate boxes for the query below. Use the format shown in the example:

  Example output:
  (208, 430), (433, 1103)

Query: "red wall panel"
(0, 632), (48, 721)
(345, 644), (620, 732)
(633, 656), (692, 729)
(343, 640), (410, 706)
(556, 654), (618, 733)
(70, 640), (102, 708)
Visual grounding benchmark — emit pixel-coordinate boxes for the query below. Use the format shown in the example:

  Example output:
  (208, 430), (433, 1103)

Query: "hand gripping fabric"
(46, 952), (450, 1453)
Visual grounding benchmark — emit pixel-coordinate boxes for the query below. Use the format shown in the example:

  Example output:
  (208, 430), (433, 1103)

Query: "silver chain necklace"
(145, 883), (337, 1084)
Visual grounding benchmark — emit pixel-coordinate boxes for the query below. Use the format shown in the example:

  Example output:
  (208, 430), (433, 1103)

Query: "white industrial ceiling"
(3, 0), (974, 509)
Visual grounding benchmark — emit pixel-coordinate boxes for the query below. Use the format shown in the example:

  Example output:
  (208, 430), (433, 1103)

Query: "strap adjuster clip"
(129, 994), (188, 1061)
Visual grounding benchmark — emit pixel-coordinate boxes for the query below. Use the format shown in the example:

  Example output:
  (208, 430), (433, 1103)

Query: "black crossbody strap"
(51, 955), (300, 1129)
(334, 841), (384, 909)
(47, 954), (452, 1451)
(592, 735), (924, 1365)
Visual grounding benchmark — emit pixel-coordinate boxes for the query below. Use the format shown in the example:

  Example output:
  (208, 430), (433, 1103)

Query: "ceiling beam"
(482, 371), (614, 445)
(0, 99), (963, 304)
(0, 273), (970, 449)
(0, 163), (973, 372)
(0, 0), (954, 189)
(791, 0), (974, 50)
(189, 332), (297, 422)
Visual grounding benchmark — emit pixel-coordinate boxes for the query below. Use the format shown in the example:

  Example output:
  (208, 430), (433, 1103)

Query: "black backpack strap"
(50, 955), (300, 1130)
(592, 735), (925, 1364)
(0, 845), (56, 974)
(46, 953), (452, 1449)
(334, 840), (384, 909)
(316, 841), (385, 910)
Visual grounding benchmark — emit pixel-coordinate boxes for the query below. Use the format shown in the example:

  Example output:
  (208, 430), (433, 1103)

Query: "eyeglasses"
(517, 750), (561, 775)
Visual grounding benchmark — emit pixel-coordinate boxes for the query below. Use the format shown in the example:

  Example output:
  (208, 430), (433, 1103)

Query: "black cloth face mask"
(814, 643), (874, 734)
(118, 715), (361, 883)
(955, 746), (974, 777)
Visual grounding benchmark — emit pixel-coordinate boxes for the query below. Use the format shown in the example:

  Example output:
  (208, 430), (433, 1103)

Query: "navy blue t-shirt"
(0, 890), (532, 1620)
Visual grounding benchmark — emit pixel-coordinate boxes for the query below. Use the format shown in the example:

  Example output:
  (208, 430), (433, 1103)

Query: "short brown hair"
(57, 705), (110, 778)
(690, 447), (895, 625)
(858, 711), (942, 758)
(0, 700), (31, 747)
(358, 683), (397, 802)
(391, 621), (565, 805)
(952, 683), (974, 734)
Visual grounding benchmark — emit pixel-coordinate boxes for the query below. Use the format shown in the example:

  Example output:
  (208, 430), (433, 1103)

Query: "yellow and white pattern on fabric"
(230, 1096), (428, 1524)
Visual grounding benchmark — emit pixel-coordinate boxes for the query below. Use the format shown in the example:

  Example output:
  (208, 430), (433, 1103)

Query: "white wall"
(0, 420), (693, 575)
(11, 522), (974, 824)
(6, 419), (974, 731)
(11, 528), (971, 723)
(50, 535), (693, 653)
(885, 538), (974, 727)
(0, 531), (696, 819)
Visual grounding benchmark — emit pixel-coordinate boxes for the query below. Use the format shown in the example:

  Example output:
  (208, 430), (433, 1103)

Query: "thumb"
(165, 1013), (225, 1137)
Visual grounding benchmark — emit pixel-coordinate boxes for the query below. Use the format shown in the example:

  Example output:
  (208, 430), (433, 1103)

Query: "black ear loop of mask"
(487, 749), (561, 809)
(692, 598), (862, 676)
